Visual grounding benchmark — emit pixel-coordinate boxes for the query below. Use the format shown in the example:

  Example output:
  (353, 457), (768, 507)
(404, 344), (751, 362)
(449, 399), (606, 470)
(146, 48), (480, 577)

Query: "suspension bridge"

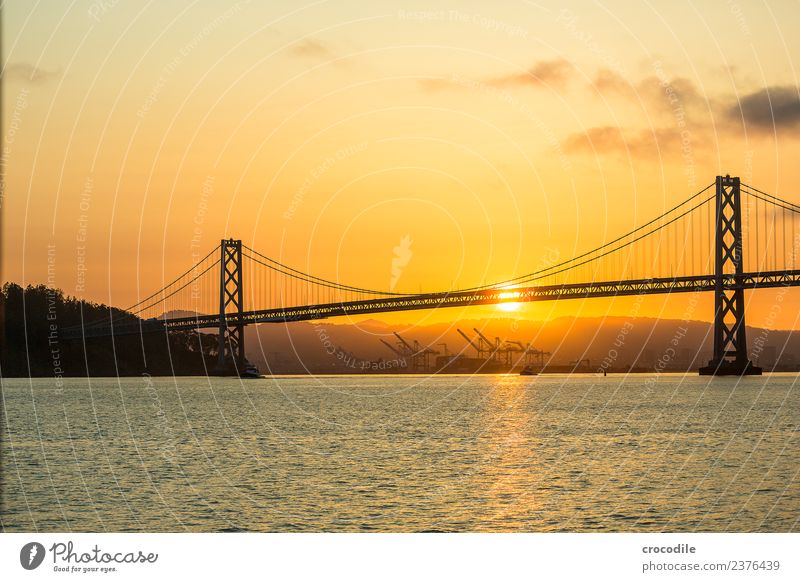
(64, 176), (800, 376)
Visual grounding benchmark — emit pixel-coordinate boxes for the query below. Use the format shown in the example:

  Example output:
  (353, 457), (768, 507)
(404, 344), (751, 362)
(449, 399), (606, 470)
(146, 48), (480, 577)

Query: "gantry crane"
(380, 338), (405, 357)
(507, 340), (551, 368)
(379, 332), (438, 372)
(457, 329), (485, 358)
(459, 328), (544, 367)
(473, 328), (504, 363)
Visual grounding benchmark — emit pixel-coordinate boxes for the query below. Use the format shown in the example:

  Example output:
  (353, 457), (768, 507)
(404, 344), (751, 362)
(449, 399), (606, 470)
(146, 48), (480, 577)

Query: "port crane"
(473, 328), (503, 363)
(507, 341), (550, 367)
(379, 332), (438, 372)
(458, 328), (550, 368)
(379, 338), (404, 357)
(473, 328), (538, 366)
(457, 329), (486, 358)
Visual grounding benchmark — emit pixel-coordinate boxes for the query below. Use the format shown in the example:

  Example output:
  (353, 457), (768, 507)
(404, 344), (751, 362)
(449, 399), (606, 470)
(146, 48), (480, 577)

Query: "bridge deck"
(64, 269), (800, 338)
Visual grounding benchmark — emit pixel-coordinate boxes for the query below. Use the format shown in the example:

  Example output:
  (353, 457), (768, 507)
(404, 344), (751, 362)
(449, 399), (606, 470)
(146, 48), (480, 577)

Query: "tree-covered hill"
(1, 283), (217, 377)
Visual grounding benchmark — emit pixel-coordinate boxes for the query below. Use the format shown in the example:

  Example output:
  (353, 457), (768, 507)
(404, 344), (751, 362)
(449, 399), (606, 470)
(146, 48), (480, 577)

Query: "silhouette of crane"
(379, 332), (438, 372)
(507, 340), (550, 367)
(379, 338), (402, 355)
(473, 328), (502, 362)
(457, 329), (484, 357)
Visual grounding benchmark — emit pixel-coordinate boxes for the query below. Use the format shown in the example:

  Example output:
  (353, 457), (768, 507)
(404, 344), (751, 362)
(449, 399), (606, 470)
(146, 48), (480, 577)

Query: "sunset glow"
(496, 290), (522, 312)
(3, 1), (800, 328)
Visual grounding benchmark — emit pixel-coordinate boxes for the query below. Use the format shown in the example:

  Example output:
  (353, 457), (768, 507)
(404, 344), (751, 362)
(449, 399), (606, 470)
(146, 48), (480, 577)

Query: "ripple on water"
(1, 374), (798, 532)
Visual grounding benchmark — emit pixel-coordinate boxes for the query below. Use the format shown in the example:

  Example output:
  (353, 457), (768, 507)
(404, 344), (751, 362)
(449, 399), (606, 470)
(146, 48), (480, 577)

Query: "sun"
(496, 290), (522, 312)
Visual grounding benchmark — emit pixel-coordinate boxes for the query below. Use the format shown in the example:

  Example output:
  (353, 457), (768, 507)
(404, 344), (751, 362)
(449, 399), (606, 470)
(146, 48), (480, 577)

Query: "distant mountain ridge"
(244, 315), (800, 374)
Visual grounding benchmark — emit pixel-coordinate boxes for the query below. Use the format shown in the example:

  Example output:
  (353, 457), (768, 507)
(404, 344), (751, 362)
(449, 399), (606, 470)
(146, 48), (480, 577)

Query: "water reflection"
(1, 374), (797, 532)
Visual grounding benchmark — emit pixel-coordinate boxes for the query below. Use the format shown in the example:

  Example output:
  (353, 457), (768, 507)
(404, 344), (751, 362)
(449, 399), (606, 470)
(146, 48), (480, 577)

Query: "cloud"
(417, 78), (457, 92)
(488, 58), (573, 89)
(730, 85), (800, 130)
(565, 126), (627, 154)
(3, 62), (60, 84)
(290, 39), (334, 59)
(591, 67), (707, 114)
(417, 59), (574, 93)
(591, 68), (632, 94)
(564, 125), (683, 158)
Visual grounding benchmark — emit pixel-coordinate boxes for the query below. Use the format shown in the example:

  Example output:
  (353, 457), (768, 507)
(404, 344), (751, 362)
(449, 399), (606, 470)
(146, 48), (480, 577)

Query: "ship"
(240, 364), (262, 379)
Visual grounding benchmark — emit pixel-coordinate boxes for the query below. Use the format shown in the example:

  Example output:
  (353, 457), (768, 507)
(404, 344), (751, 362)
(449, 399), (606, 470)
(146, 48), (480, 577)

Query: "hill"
(1, 283), (217, 377)
(243, 315), (800, 374)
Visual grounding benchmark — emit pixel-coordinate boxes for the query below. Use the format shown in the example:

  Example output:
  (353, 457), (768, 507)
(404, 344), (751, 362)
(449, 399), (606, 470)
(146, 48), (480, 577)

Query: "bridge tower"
(699, 176), (761, 376)
(216, 238), (246, 374)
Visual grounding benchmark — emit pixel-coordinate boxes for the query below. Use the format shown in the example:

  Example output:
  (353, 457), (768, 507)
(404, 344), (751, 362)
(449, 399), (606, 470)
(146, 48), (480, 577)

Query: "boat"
(240, 364), (262, 379)
(519, 365), (538, 376)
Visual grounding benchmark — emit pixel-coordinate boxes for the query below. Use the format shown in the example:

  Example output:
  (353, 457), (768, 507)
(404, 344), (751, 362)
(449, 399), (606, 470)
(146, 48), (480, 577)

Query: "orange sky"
(3, 1), (800, 328)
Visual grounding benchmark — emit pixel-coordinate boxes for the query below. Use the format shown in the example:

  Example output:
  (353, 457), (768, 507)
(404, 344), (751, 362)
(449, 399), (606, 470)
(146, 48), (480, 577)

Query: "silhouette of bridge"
(65, 176), (800, 376)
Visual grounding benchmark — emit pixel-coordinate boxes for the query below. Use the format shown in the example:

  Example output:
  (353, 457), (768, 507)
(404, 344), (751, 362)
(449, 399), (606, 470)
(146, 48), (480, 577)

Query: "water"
(1, 374), (798, 532)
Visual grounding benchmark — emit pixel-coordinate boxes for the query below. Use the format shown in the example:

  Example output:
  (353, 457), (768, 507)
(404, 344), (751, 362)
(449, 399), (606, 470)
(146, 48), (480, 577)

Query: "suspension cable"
(241, 252), (404, 297)
(79, 257), (220, 329)
(489, 193), (717, 286)
(741, 183), (800, 210)
(242, 246), (411, 296)
(742, 188), (800, 214)
(124, 247), (218, 312)
(128, 258), (221, 316)
(449, 181), (715, 291)
(245, 182), (715, 295)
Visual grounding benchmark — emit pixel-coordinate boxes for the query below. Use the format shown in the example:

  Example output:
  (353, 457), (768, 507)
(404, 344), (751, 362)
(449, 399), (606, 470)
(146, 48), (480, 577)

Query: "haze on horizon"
(3, 0), (800, 329)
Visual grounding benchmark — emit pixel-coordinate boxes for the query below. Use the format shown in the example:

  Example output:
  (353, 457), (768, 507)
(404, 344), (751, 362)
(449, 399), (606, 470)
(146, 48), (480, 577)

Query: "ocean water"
(1, 374), (798, 532)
